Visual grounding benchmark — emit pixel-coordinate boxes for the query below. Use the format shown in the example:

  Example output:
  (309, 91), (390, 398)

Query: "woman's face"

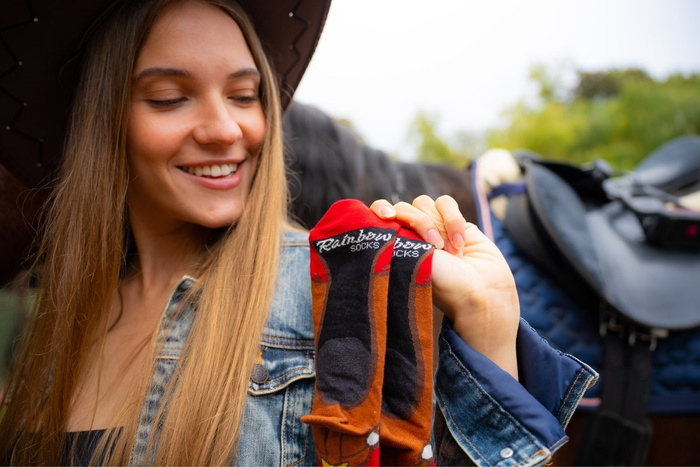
(127, 0), (265, 232)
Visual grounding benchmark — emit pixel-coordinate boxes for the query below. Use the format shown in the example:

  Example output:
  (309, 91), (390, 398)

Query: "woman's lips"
(178, 162), (244, 190)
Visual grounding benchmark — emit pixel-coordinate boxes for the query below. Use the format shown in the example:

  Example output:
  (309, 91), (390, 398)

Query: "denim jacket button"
(500, 447), (514, 459)
(250, 363), (269, 384)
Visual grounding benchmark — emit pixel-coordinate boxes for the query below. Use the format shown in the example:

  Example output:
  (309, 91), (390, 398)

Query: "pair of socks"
(301, 199), (435, 466)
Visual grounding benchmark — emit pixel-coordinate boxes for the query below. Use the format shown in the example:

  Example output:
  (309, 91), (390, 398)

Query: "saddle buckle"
(628, 327), (669, 351)
(599, 304), (624, 337)
(599, 303), (669, 351)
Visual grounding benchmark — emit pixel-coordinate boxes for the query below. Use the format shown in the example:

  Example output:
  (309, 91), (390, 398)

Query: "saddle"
(501, 135), (700, 465)
(506, 135), (700, 331)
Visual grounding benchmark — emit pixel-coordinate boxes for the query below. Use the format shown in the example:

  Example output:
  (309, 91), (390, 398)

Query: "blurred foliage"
(488, 65), (700, 170)
(0, 286), (31, 389)
(406, 111), (479, 167)
(405, 65), (700, 171)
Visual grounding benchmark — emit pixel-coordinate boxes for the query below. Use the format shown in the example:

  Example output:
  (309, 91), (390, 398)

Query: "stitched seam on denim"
(291, 387), (316, 465)
(548, 435), (569, 453)
(259, 342), (314, 350)
(556, 367), (596, 426)
(262, 334), (314, 342)
(248, 372), (315, 395)
(267, 364), (313, 385)
(255, 359), (313, 384)
(281, 383), (291, 464)
(281, 241), (309, 247)
(260, 336), (315, 349)
(261, 335), (313, 342)
(511, 449), (550, 467)
(557, 367), (583, 421)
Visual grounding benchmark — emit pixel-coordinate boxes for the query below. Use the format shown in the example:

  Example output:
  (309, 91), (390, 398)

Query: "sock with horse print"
(301, 199), (399, 466)
(380, 227), (435, 466)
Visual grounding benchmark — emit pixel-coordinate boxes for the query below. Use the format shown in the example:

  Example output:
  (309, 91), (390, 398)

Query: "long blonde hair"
(0, 0), (289, 464)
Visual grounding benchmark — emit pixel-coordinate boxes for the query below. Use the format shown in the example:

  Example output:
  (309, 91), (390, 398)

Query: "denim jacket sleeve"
(433, 318), (598, 466)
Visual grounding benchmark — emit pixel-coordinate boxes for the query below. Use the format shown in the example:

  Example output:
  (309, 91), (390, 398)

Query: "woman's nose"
(192, 98), (243, 146)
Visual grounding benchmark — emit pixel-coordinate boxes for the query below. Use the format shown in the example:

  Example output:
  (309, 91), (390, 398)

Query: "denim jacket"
(129, 230), (597, 466)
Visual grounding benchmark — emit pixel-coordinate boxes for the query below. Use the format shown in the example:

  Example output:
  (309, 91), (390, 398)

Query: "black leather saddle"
(506, 135), (700, 331)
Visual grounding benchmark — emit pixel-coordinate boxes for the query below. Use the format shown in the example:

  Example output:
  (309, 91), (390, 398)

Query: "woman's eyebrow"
(133, 67), (191, 81)
(228, 68), (260, 80)
(133, 67), (260, 82)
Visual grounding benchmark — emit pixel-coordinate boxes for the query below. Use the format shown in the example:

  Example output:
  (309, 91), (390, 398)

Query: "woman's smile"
(177, 159), (248, 190)
(181, 162), (239, 178)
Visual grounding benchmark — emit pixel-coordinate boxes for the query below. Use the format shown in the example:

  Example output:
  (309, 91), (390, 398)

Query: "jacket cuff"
(435, 318), (598, 466)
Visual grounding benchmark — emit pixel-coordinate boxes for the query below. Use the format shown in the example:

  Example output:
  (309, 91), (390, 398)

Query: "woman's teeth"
(185, 163), (238, 177)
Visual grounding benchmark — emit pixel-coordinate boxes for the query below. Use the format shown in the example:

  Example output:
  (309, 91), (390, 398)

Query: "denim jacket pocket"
(236, 341), (316, 466)
(248, 342), (315, 395)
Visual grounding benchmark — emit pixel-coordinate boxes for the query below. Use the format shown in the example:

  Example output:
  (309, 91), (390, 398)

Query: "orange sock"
(380, 227), (435, 466)
(301, 199), (399, 466)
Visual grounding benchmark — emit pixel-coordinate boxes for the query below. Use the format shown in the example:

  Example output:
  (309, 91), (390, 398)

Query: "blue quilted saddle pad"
(491, 212), (700, 414)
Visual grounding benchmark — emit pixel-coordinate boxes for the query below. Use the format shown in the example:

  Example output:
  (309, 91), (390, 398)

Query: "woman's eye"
(147, 97), (187, 107)
(231, 93), (259, 105)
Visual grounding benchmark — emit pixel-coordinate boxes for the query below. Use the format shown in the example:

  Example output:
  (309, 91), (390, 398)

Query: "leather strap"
(576, 313), (654, 466)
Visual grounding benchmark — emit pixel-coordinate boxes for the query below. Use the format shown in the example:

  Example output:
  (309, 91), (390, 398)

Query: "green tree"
(529, 63), (569, 103)
(405, 111), (473, 167)
(488, 65), (700, 170)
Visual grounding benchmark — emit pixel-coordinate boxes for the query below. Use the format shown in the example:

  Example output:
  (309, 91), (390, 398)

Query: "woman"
(0, 0), (596, 465)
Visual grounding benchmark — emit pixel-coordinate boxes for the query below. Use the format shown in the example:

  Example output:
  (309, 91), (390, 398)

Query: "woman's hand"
(371, 195), (520, 379)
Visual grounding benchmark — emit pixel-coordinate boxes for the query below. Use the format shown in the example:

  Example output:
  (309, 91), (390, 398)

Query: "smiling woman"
(0, 0), (292, 463)
(0, 0), (596, 465)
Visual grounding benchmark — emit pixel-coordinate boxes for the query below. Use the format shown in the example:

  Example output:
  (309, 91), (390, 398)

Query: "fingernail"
(427, 229), (444, 248)
(452, 232), (465, 248)
(379, 206), (395, 218)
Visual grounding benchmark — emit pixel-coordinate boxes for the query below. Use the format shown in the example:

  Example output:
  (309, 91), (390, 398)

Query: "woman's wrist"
(439, 287), (520, 380)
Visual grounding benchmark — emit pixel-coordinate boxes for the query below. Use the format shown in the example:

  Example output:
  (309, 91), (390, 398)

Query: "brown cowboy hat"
(0, 0), (331, 188)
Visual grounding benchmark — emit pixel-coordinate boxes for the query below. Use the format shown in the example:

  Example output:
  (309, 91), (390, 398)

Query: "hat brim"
(0, 0), (330, 188)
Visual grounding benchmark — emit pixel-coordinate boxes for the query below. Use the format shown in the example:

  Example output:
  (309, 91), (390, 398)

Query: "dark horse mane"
(282, 101), (476, 229)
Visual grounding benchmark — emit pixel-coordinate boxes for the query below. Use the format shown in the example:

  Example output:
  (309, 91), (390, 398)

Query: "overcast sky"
(294, 0), (700, 159)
